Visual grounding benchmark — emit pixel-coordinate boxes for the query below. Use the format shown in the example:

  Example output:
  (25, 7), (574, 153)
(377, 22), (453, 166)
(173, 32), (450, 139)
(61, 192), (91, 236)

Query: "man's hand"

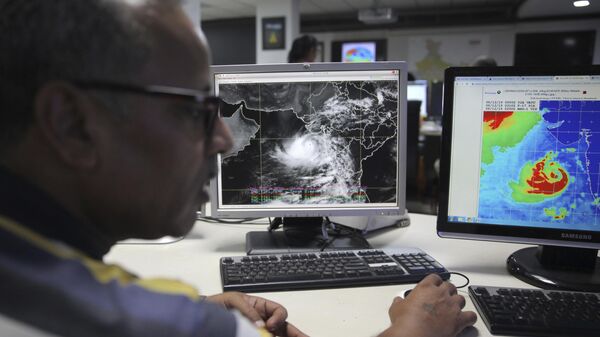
(207, 292), (309, 337)
(379, 274), (477, 337)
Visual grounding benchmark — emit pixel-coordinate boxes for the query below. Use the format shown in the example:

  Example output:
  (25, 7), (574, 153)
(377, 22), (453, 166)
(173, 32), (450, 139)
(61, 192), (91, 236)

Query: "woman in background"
(288, 35), (318, 63)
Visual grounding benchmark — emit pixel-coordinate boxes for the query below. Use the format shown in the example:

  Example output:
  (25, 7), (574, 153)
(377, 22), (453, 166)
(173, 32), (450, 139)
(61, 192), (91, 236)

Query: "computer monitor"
(341, 41), (376, 62)
(438, 66), (600, 291)
(331, 40), (387, 63)
(407, 80), (428, 118)
(210, 62), (407, 253)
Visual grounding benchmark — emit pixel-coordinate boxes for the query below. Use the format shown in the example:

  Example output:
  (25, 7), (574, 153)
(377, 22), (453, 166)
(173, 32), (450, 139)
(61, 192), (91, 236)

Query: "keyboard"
(469, 285), (600, 336)
(220, 248), (449, 292)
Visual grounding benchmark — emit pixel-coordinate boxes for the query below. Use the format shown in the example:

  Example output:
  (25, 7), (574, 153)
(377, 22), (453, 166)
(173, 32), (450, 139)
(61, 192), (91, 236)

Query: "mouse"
(396, 288), (413, 299)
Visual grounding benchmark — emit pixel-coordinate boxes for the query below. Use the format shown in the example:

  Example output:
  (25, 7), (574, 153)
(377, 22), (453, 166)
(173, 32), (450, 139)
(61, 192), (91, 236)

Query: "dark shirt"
(0, 166), (114, 259)
(0, 165), (244, 337)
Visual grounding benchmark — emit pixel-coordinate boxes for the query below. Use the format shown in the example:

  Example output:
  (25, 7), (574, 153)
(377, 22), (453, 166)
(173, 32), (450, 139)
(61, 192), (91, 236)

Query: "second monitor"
(210, 62), (407, 253)
(407, 80), (428, 118)
(438, 66), (600, 291)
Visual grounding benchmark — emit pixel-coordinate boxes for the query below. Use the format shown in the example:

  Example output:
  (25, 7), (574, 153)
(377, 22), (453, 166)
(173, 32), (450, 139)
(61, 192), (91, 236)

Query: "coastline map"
(217, 80), (399, 207)
(478, 100), (600, 230)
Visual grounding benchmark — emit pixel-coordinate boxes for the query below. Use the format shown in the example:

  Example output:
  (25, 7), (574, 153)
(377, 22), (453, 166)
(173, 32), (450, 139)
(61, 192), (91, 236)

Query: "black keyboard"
(220, 248), (449, 292)
(469, 285), (600, 336)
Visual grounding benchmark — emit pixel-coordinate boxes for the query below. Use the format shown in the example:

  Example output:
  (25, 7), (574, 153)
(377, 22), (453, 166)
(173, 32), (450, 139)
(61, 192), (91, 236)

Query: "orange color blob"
(483, 111), (514, 130)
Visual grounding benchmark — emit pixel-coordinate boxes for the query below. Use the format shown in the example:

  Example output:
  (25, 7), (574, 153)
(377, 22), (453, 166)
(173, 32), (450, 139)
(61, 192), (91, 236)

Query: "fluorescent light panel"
(573, 1), (590, 7)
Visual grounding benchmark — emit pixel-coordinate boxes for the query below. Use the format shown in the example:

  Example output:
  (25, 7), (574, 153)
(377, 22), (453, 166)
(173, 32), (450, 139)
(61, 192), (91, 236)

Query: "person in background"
(471, 55), (498, 67)
(0, 1), (475, 336)
(287, 35), (318, 63)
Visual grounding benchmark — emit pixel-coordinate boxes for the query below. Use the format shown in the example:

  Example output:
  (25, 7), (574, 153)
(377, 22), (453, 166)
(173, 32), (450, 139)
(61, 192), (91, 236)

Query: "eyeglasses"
(72, 80), (220, 142)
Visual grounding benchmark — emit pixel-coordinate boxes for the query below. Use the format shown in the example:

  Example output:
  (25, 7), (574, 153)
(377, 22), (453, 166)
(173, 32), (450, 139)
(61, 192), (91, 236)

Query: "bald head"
(0, 0), (224, 242)
(0, 0), (208, 156)
(133, 2), (211, 90)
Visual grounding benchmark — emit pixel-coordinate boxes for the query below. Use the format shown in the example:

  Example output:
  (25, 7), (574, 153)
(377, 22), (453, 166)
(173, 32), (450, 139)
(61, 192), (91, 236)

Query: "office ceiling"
(200, 0), (600, 31)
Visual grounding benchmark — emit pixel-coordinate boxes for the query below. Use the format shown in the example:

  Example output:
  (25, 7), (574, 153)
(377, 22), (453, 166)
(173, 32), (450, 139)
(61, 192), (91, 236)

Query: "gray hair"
(0, 0), (179, 154)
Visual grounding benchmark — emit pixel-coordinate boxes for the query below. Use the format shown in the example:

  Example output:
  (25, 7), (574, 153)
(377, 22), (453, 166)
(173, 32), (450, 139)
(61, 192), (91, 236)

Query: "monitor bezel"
(437, 65), (600, 249)
(210, 62), (407, 218)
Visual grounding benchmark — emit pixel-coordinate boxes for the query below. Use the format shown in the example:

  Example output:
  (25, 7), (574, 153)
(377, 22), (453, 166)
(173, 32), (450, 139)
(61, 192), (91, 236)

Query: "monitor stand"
(507, 245), (600, 292)
(245, 217), (371, 255)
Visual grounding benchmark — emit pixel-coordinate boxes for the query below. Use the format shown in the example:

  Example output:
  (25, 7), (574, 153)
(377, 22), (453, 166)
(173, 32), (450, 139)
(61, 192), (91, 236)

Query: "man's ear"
(33, 82), (100, 169)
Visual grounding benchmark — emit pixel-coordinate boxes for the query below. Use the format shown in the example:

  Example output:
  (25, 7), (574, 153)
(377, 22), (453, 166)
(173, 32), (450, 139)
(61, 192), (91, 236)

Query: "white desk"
(105, 214), (533, 337)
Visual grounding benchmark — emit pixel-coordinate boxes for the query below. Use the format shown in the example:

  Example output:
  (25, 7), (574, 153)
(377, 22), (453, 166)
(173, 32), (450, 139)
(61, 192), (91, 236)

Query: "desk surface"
(106, 214), (533, 337)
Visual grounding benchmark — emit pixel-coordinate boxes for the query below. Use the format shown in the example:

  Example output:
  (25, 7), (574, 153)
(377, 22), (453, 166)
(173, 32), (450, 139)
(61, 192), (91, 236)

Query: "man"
(0, 1), (476, 336)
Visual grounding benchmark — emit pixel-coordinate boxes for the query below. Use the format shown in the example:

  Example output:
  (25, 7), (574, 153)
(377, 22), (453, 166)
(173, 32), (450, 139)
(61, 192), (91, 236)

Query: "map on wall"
(478, 100), (600, 231)
(408, 34), (491, 82)
(218, 81), (399, 206)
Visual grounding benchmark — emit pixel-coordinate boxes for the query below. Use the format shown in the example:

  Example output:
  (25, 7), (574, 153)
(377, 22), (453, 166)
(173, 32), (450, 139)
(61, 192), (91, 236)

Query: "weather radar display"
(342, 42), (376, 63)
(478, 100), (600, 230)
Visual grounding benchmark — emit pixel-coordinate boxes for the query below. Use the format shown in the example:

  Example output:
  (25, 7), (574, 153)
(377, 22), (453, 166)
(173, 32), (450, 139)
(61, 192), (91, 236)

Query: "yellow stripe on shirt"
(0, 215), (200, 301)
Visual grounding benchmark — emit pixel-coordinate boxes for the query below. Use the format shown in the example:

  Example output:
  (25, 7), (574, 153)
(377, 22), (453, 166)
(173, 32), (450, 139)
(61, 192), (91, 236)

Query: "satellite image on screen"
(218, 81), (398, 206)
(478, 100), (600, 230)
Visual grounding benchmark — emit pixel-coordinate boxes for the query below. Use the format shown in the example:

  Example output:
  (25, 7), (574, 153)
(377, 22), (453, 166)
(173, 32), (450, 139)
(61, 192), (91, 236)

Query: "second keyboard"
(469, 285), (600, 336)
(220, 248), (449, 292)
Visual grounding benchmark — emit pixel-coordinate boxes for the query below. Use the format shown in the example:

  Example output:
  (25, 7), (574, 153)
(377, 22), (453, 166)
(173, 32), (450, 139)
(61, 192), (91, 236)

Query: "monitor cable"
(319, 218), (370, 251)
(448, 271), (470, 289)
(267, 217), (283, 232)
(265, 217), (368, 251)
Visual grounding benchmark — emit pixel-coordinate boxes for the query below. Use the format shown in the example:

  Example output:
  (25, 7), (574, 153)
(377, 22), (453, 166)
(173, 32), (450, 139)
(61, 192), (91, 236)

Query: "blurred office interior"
(186, 0), (600, 215)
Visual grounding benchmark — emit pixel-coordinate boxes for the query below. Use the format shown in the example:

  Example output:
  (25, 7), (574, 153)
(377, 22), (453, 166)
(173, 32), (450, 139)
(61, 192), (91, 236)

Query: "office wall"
(202, 17), (598, 68)
(181, 0), (201, 28)
(202, 18), (256, 65)
(312, 18), (599, 79)
(255, 0), (300, 64)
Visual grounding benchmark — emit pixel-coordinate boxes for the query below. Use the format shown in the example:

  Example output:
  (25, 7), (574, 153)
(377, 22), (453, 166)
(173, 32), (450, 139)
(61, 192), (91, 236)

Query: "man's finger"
(252, 298), (288, 331)
(457, 310), (478, 331)
(264, 307), (289, 332)
(277, 321), (309, 337)
(225, 294), (264, 325)
(441, 281), (457, 296)
(452, 294), (467, 309)
(420, 273), (443, 286)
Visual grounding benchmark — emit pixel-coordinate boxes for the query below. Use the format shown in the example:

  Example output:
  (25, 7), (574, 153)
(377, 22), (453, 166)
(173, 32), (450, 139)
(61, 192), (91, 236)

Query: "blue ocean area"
(478, 100), (600, 231)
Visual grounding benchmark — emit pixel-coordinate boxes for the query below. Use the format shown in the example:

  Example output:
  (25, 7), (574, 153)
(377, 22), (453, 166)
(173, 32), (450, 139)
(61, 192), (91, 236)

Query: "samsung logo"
(561, 233), (592, 241)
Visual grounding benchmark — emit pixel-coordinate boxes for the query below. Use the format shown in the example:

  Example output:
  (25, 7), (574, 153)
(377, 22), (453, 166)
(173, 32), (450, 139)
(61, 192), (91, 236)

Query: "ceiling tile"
(414, 0), (436, 8)
(299, 0), (329, 14)
(519, 0), (600, 18)
(201, 0), (255, 20)
(200, 0), (598, 22)
(305, 0), (355, 12)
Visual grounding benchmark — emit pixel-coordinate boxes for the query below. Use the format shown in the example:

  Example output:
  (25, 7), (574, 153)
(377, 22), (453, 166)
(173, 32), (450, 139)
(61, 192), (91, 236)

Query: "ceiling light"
(573, 1), (590, 7)
(358, 8), (398, 25)
(358, 0), (398, 25)
(564, 37), (577, 47)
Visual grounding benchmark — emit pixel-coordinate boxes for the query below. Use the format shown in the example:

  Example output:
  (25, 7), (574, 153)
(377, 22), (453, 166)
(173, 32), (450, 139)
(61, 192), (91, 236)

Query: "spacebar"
(268, 273), (322, 282)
